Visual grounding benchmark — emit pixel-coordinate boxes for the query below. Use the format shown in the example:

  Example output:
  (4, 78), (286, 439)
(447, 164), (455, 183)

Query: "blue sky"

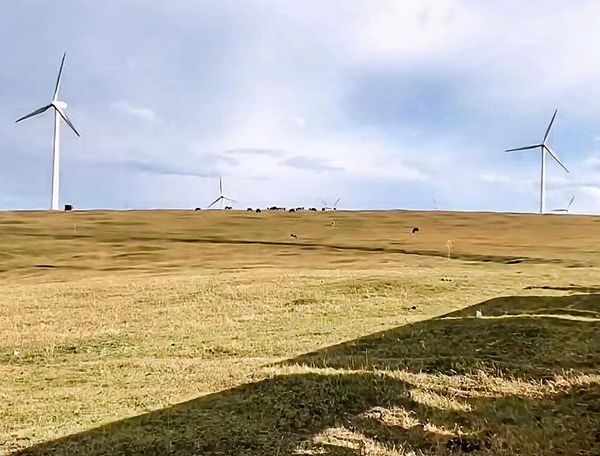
(1, 0), (600, 212)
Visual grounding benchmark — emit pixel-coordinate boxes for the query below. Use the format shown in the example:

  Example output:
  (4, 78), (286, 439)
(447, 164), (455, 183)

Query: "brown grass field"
(0, 209), (599, 455)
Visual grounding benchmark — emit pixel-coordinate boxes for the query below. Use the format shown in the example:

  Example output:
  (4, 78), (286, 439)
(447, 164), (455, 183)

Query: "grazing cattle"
(247, 207), (253, 211)
(309, 208), (317, 212)
(290, 233), (298, 239)
(321, 208), (326, 211)
(64, 204), (73, 211)
(255, 208), (262, 213)
(194, 207), (201, 211)
(225, 206), (232, 210)
(411, 227), (419, 234)
(289, 208), (295, 212)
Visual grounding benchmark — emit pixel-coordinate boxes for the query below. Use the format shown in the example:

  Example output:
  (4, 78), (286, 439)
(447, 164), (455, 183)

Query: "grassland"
(0, 210), (598, 455)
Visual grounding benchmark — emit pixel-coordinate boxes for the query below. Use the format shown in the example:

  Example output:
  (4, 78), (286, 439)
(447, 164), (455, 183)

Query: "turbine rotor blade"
(208, 196), (222, 208)
(54, 105), (80, 137)
(542, 109), (558, 144)
(223, 197), (237, 203)
(568, 196), (575, 208)
(333, 197), (341, 207)
(219, 176), (223, 195)
(53, 53), (67, 102)
(15, 104), (52, 123)
(505, 144), (542, 152)
(543, 145), (569, 173)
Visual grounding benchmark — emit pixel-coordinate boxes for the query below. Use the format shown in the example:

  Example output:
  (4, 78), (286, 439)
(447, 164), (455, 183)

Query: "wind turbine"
(505, 109), (568, 214)
(16, 53), (80, 211)
(552, 195), (575, 213)
(207, 176), (236, 209)
(321, 197), (341, 210)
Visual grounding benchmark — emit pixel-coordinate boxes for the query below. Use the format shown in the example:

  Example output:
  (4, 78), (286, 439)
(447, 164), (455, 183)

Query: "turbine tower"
(505, 109), (568, 214)
(16, 53), (80, 211)
(207, 176), (236, 209)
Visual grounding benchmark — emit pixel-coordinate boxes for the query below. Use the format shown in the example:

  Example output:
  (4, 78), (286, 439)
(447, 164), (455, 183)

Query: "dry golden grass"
(0, 210), (598, 455)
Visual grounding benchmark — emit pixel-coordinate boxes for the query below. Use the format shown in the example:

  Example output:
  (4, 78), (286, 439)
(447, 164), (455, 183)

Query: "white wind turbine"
(552, 195), (575, 213)
(321, 197), (341, 210)
(505, 109), (568, 214)
(16, 53), (80, 211)
(207, 176), (236, 209)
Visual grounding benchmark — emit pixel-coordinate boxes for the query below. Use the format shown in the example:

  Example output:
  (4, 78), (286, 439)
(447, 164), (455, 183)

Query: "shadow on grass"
(289, 293), (599, 379)
(13, 294), (600, 455)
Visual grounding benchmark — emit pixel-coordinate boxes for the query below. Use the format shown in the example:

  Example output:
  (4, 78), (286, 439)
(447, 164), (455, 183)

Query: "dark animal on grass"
(411, 227), (419, 234)
(225, 206), (232, 210)
(255, 209), (262, 213)
(309, 208), (317, 212)
(289, 208), (295, 213)
(194, 207), (201, 212)
(290, 233), (298, 239)
(247, 208), (253, 211)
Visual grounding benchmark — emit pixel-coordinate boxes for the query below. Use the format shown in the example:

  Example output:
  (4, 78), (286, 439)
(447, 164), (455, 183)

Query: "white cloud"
(112, 101), (158, 123)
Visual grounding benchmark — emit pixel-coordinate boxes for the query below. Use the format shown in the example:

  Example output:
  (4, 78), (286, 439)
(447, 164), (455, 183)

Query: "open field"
(0, 210), (599, 455)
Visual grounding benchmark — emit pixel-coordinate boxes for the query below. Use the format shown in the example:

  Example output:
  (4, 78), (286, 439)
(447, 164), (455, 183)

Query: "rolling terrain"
(0, 210), (598, 455)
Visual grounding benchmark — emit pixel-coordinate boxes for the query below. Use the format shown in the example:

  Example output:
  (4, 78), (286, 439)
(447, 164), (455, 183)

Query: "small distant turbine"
(16, 53), (80, 211)
(207, 176), (236, 209)
(322, 197), (341, 211)
(552, 195), (575, 213)
(505, 109), (569, 214)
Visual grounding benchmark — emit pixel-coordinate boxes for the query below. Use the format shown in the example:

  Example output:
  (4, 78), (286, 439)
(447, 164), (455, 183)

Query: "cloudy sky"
(1, 0), (600, 212)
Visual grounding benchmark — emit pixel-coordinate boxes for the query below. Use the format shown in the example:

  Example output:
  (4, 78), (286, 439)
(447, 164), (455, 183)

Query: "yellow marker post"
(446, 240), (454, 260)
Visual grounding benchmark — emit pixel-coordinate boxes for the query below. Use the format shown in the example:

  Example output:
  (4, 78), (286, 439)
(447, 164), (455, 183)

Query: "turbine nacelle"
(53, 101), (68, 109)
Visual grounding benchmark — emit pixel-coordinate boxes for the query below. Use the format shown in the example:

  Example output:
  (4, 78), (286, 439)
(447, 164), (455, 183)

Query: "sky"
(1, 0), (600, 213)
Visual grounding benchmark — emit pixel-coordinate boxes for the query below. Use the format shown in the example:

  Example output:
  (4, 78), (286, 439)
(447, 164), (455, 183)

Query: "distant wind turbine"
(552, 195), (575, 213)
(321, 197), (341, 210)
(505, 109), (568, 214)
(207, 176), (236, 209)
(16, 53), (80, 211)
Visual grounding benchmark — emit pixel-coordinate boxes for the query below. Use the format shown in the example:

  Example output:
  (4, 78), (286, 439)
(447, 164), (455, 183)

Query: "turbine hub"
(55, 101), (68, 109)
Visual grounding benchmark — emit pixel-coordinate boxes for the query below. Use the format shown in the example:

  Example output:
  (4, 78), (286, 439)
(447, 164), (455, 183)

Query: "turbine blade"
(505, 144), (542, 152)
(223, 197), (237, 203)
(544, 145), (569, 173)
(54, 105), (80, 137)
(53, 53), (67, 102)
(568, 196), (575, 208)
(333, 197), (341, 207)
(15, 104), (52, 123)
(219, 176), (223, 195)
(542, 109), (558, 144)
(208, 196), (221, 208)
